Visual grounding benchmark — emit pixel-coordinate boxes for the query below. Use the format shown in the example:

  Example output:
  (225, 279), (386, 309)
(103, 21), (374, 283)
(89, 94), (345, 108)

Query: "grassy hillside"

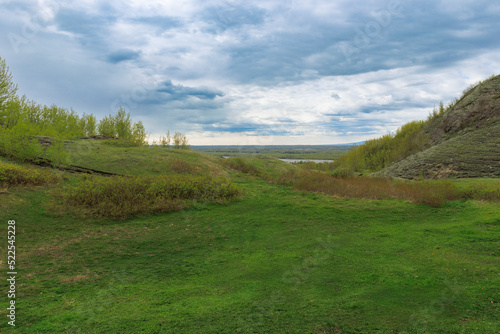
(376, 122), (500, 179)
(1, 149), (499, 332)
(64, 139), (227, 177)
(334, 74), (500, 179)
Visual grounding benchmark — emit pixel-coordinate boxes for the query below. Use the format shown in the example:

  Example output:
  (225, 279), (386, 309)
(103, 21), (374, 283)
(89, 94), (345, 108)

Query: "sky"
(1, 0), (500, 145)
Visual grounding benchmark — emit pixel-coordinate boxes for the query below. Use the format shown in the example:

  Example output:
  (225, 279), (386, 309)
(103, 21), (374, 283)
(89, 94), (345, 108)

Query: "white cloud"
(0, 0), (499, 144)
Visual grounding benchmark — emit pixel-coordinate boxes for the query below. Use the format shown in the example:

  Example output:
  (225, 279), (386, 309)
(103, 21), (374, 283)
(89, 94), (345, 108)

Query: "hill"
(332, 74), (500, 179)
(377, 74), (500, 179)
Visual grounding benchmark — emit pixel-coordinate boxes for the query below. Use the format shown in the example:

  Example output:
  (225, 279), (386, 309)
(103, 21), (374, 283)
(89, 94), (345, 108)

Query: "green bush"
(0, 161), (59, 187)
(44, 139), (71, 167)
(333, 120), (429, 174)
(0, 121), (43, 162)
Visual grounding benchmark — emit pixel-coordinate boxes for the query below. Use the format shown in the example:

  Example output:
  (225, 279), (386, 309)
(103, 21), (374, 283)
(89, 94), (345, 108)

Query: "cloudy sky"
(1, 0), (499, 145)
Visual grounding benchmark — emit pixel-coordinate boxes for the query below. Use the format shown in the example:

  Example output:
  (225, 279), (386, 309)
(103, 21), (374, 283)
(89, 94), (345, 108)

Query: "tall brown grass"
(461, 183), (500, 201)
(221, 157), (262, 176)
(169, 159), (196, 174)
(276, 170), (462, 206)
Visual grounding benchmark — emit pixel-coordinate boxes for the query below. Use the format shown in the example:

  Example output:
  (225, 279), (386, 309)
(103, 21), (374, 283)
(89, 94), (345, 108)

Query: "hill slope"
(376, 74), (500, 179)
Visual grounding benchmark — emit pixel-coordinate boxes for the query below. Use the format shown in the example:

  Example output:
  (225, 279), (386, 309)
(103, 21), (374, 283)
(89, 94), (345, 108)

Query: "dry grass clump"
(461, 183), (500, 201)
(169, 159), (196, 174)
(221, 157), (261, 176)
(277, 170), (462, 206)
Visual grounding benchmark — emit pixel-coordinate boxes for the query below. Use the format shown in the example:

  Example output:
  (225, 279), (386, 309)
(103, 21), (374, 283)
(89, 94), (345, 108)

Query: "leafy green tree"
(180, 133), (189, 150)
(98, 114), (116, 137)
(114, 107), (132, 139)
(132, 121), (148, 145)
(0, 57), (19, 127)
(173, 132), (182, 149)
(85, 114), (97, 136)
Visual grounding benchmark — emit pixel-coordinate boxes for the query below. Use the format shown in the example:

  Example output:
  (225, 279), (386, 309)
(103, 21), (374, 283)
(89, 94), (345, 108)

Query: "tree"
(159, 131), (171, 148)
(114, 107), (132, 139)
(180, 133), (189, 150)
(173, 131), (182, 149)
(98, 114), (116, 137)
(84, 113), (97, 136)
(132, 121), (148, 145)
(0, 57), (19, 126)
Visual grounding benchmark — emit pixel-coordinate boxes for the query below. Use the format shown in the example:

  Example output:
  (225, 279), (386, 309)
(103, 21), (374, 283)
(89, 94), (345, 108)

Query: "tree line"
(0, 56), (188, 165)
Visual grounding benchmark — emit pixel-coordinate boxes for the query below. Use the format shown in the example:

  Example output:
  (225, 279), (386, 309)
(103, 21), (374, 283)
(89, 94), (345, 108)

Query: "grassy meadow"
(1, 141), (499, 333)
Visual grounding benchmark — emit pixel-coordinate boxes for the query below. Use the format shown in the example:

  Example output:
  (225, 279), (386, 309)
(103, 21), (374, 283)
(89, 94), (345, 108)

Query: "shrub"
(58, 174), (241, 218)
(0, 56), (153, 160)
(0, 161), (59, 187)
(44, 139), (71, 167)
(333, 121), (429, 174)
(0, 121), (44, 162)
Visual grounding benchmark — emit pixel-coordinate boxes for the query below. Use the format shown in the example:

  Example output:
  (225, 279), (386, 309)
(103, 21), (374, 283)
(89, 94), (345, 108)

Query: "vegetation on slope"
(0, 56), (193, 167)
(376, 122), (500, 179)
(0, 56), (239, 220)
(0, 160), (60, 187)
(55, 174), (240, 219)
(274, 168), (500, 206)
(64, 139), (223, 177)
(333, 74), (500, 178)
(332, 120), (429, 175)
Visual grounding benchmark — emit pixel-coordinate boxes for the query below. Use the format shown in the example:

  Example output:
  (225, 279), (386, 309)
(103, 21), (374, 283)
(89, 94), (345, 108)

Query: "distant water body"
(220, 156), (333, 163)
(279, 159), (334, 163)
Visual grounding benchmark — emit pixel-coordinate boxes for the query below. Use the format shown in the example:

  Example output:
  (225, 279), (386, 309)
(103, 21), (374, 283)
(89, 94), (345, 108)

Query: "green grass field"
(1, 141), (499, 333)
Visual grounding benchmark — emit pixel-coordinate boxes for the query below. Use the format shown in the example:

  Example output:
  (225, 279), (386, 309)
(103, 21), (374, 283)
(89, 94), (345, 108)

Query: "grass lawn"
(1, 167), (499, 333)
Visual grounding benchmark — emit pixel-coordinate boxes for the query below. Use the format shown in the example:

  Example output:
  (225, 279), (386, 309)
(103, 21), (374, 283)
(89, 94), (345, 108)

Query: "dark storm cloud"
(156, 81), (224, 101)
(106, 49), (141, 63)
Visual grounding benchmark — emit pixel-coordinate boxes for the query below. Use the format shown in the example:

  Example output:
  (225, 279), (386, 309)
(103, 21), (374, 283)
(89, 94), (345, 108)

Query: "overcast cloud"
(1, 0), (499, 144)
